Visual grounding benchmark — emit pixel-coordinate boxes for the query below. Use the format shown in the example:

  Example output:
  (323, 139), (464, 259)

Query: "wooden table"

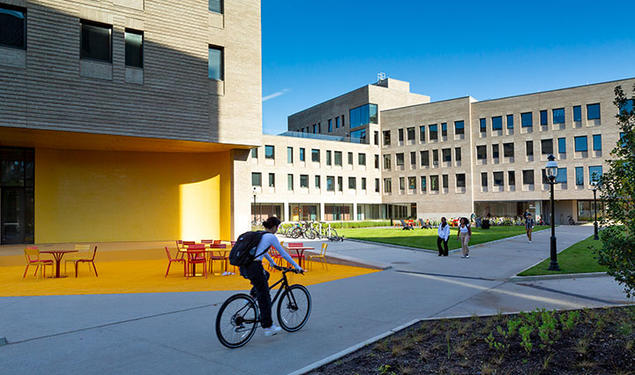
(40, 250), (78, 278)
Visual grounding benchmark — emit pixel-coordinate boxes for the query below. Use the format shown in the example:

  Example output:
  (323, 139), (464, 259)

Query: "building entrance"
(1, 147), (34, 244)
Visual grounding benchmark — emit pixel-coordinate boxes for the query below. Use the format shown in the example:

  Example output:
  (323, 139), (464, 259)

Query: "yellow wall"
(35, 149), (232, 243)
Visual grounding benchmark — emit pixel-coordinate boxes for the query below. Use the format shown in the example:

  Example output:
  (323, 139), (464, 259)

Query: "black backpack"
(229, 231), (267, 267)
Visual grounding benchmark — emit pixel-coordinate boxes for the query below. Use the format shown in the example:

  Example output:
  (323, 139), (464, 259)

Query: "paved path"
(0, 225), (632, 375)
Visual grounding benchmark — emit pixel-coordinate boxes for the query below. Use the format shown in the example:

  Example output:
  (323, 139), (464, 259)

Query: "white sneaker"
(465, 255), (469, 258)
(263, 324), (282, 337)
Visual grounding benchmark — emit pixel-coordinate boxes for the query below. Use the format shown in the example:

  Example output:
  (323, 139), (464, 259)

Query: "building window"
(508, 171), (515, 186)
(336, 117), (341, 128)
(455, 147), (462, 161)
(587, 103), (600, 120)
(540, 110), (548, 125)
(326, 151), (332, 166)
(341, 115), (345, 127)
(349, 104), (378, 128)
(429, 124), (438, 140)
(398, 129), (404, 142)
(312, 124), (317, 133)
(383, 130), (391, 146)
(299, 148), (305, 161)
(334, 151), (342, 166)
(441, 123), (448, 137)
(311, 149), (320, 162)
(251, 172), (261, 186)
(264, 145), (275, 159)
(573, 106), (582, 122)
(620, 99), (634, 115)
(420, 176), (427, 191)
(315, 175), (321, 188)
(384, 178), (392, 193)
(456, 174), (466, 188)
(374, 154), (379, 169)
(558, 138), (566, 154)
(589, 166), (602, 183)
(420, 125), (426, 141)
(0, 5), (26, 49)
(328, 119), (333, 132)
(374, 131), (379, 145)
(430, 176), (439, 191)
(383, 155), (391, 170)
(476, 145), (487, 160)
(575, 167), (583, 186)
(480, 118), (486, 133)
(521, 112), (533, 127)
(399, 177), (405, 192)
(408, 176), (416, 190)
(421, 151), (429, 166)
(454, 121), (464, 135)
(506, 114), (514, 129)
(492, 144), (499, 159)
(574, 136), (588, 152)
(481, 172), (488, 187)
(287, 147), (293, 163)
(287, 174), (294, 190)
(592, 134), (602, 151)
(442, 175), (448, 189)
(410, 151), (416, 167)
(209, 0), (223, 13)
(556, 168), (567, 183)
(493, 172), (504, 187)
(348, 177), (356, 189)
(553, 108), (565, 124)
(492, 116), (503, 130)
(503, 143), (514, 158)
(523, 170), (534, 185)
(208, 45), (224, 80)
(326, 176), (335, 191)
(375, 178), (380, 192)
(396, 153), (404, 167)
(432, 150), (439, 164)
(300, 174), (308, 188)
(347, 152), (353, 165)
(442, 148), (451, 162)
(125, 29), (143, 68)
(361, 177), (367, 190)
(80, 20), (112, 62)
(407, 127), (415, 141)
(251, 148), (258, 159)
(352, 129), (367, 144)
(268, 173), (275, 187)
(541, 139), (553, 155)
(526, 141), (534, 156)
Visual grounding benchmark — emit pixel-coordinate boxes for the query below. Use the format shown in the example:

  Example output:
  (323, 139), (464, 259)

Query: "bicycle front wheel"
(215, 294), (259, 348)
(290, 227), (302, 239)
(277, 284), (312, 332)
(304, 229), (317, 240)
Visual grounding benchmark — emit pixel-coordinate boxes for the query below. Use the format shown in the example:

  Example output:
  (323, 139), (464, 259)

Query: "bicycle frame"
(238, 270), (298, 325)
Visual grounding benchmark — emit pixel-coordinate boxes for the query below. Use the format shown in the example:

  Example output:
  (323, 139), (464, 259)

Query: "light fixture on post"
(545, 154), (560, 271)
(252, 186), (257, 226)
(590, 179), (599, 240)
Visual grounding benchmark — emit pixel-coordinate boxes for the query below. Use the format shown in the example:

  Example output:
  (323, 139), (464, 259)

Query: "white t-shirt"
(459, 224), (470, 234)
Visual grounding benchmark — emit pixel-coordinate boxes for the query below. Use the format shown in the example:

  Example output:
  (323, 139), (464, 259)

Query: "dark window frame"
(80, 19), (113, 63)
(0, 4), (27, 50)
(208, 44), (224, 80)
(124, 28), (143, 68)
(209, 0), (224, 14)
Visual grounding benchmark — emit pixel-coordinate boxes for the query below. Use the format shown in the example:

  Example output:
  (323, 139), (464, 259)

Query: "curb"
(510, 272), (609, 282)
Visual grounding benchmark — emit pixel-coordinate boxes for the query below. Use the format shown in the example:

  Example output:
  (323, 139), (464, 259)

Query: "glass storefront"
(290, 203), (319, 222)
(251, 203), (283, 223)
(577, 200), (604, 221)
(357, 204), (388, 220)
(324, 204), (352, 221)
(1, 147), (34, 244)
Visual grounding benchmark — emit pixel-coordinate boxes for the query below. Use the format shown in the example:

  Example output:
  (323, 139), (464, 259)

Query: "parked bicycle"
(215, 266), (311, 348)
(289, 221), (318, 239)
(315, 222), (344, 241)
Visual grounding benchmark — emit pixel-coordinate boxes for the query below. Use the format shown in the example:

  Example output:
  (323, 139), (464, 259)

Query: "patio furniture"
(307, 243), (328, 271)
(285, 242), (312, 268)
(23, 247), (53, 279)
(164, 246), (186, 277)
(40, 249), (79, 278)
(186, 245), (207, 278)
(64, 244), (91, 275)
(67, 246), (98, 278)
(208, 243), (228, 274)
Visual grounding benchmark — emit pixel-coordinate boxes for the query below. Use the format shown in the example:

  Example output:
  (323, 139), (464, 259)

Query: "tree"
(596, 84), (635, 297)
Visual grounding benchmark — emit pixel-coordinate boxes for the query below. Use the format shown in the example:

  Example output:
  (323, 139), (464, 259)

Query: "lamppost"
(590, 179), (599, 240)
(545, 154), (560, 271)
(252, 186), (257, 225)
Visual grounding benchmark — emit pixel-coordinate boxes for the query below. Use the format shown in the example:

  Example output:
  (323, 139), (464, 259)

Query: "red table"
(40, 250), (78, 278)
(284, 246), (313, 268)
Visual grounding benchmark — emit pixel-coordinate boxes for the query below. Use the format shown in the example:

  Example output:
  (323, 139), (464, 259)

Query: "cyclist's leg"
(243, 261), (272, 328)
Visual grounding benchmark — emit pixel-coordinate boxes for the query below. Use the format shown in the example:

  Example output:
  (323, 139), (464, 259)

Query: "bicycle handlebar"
(274, 265), (304, 274)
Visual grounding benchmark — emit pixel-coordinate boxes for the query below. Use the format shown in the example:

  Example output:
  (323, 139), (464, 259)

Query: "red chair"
(230, 241), (236, 246)
(186, 244), (207, 278)
(23, 246), (54, 279)
(72, 246), (98, 278)
(164, 247), (186, 277)
(200, 240), (214, 244)
(285, 243), (305, 268)
(208, 244), (228, 274)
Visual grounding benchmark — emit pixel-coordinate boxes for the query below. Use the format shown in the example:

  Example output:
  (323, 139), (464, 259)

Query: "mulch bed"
(308, 306), (634, 375)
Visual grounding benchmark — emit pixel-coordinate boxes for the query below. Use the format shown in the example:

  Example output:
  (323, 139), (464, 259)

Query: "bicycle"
(290, 221), (318, 239)
(215, 266), (312, 348)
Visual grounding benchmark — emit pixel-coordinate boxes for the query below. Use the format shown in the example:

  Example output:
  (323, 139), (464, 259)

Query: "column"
(353, 202), (358, 221)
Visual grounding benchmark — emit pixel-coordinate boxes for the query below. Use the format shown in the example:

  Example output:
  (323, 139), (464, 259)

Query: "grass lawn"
(338, 225), (549, 250)
(518, 235), (607, 276)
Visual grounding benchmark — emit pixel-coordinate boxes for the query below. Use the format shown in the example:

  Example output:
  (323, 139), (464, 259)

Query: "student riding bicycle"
(240, 216), (304, 336)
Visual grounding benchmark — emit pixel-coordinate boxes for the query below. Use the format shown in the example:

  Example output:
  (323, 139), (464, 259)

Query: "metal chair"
(23, 246), (53, 279)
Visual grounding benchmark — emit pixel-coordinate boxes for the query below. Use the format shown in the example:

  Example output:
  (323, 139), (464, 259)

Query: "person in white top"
(457, 217), (472, 258)
(437, 217), (450, 256)
(239, 216), (304, 337)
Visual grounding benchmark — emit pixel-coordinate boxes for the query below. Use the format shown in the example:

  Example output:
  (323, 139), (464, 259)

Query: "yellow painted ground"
(0, 249), (378, 297)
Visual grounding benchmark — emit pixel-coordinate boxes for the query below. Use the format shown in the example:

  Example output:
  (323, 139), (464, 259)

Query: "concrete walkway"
(0, 225), (632, 375)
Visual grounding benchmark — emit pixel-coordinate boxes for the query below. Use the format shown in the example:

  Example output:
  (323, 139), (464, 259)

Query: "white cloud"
(263, 88), (290, 102)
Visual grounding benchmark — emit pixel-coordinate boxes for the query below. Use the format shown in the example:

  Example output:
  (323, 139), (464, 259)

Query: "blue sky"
(261, 0), (635, 134)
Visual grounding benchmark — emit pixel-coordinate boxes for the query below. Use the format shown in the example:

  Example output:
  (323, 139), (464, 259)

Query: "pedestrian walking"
(437, 217), (450, 256)
(525, 213), (535, 243)
(457, 217), (472, 258)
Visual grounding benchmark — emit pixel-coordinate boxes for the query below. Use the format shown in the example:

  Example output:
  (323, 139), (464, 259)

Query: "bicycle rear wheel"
(277, 284), (311, 332)
(290, 227), (302, 239)
(304, 228), (317, 240)
(215, 294), (259, 348)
